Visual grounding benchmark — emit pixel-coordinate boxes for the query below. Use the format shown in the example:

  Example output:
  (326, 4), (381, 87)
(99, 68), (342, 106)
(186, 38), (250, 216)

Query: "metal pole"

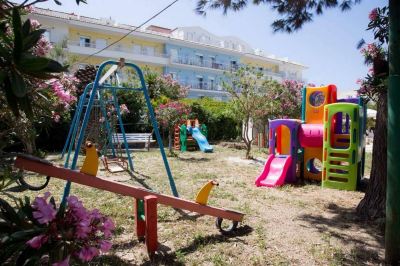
(386, 0), (400, 263)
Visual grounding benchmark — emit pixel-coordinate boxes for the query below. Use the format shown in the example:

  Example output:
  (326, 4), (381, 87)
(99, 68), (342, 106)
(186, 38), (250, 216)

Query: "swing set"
(61, 59), (179, 199)
(15, 60), (245, 254)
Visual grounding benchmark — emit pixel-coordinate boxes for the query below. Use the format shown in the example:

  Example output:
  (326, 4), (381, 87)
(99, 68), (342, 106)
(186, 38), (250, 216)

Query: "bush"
(181, 98), (240, 141)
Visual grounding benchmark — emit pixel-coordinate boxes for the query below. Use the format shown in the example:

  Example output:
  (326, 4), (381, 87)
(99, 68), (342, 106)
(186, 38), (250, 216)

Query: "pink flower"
(369, 8), (378, 21)
(30, 19), (41, 30)
(75, 219), (91, 239)
(99, 240), (112, 253)
(52, 111), (61, 123)
(78, 246), (99, 262)
(32, 192), (56, 224)
(102, 218), (115, 238)
(90, 209), (103, 220)
(24, 5), (35, 13)
(119, 104), (130, 115)
(99, 117), (105, 123)
(51, 80), (76, 104)
(33, 36), (52, 56)
(26, 234), (48, 249)
(52, 256), (70, 266)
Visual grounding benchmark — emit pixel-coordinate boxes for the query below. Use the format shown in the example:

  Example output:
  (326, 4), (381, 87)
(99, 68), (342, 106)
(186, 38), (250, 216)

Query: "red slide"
(254, 154), (292, 187)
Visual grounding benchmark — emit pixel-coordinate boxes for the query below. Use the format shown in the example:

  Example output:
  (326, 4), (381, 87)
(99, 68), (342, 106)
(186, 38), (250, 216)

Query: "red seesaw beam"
(14, 156), (244, 222)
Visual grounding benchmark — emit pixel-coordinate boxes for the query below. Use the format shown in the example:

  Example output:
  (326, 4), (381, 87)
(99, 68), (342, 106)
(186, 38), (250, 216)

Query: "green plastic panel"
(322, 103), (360, 191)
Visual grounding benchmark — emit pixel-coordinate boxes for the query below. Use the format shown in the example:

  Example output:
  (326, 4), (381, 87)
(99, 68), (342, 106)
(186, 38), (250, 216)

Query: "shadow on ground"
(176, 156), (211, 162)
(298, 203), (384, 264)
(126, 171), (153, 190)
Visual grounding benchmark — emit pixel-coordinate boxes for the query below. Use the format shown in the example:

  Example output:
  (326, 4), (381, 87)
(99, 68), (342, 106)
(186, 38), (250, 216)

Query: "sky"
(22, 0), (387, 96)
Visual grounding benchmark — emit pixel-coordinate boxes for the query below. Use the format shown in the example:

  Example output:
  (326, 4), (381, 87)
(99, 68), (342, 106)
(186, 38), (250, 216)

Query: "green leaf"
(19, 95), (34, 119)
(18, 53), (51, 72)
(12, 7), (23, 62)
(0, 71), (6, 84)
(42, 58), (67, 73)
(10, 72), (27, 97)
(3, 76), (20, 116)
(22, 29), (46, 51)
(10, 228), (44, 241)
(0, 198), (22, 226)
(22, 19), (31, 37)
(0, 242), (27, 264)
(16, 247), (41, 266)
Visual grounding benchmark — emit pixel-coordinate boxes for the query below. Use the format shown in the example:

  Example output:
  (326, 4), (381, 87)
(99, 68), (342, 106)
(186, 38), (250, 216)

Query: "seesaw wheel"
(15, 154), (52, 191)
(215, 217), (238, 235)
(18, 171), (51, 191)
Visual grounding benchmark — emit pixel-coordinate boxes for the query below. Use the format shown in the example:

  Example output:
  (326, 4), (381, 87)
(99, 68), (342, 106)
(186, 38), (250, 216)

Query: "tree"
(0, 6), (79, 154)
(155, 101), (191, 154)
(195, 0), (400, 262)
(355, 7), (388, 219)
(195, 0), (362, 33)
(224, 66), (283, 159)
(0, 0), (85, 118)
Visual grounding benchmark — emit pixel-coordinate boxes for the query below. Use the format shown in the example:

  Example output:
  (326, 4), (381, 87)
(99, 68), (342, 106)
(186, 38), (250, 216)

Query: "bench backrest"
(113, 133), (153, 142)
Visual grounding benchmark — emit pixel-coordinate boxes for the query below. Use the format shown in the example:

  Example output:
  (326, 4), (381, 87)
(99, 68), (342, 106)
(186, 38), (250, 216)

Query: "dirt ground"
(21, 145), (383, 265)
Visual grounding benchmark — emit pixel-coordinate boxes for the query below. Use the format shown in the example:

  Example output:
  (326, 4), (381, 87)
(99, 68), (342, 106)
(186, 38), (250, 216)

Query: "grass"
(9, 145), (384, 265)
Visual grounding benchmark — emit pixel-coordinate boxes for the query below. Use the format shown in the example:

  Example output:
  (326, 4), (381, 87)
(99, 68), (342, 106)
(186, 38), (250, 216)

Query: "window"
(79, 36), (91, 47)
(196, 55), (204, 66)
(197, 77), (204, 89)
(230, 60), (237, 71)
(209, 78), (215, 90)
(95, 39), (107, 49)
(144, 46), (155, 56)
(170, 49), (178, 61)
(210, 56), (216, 68)
(133, 44), (141, 54)
(115, 44), (123, 51)
(78, 63), (88, 69)
(169, 72), (177, 79)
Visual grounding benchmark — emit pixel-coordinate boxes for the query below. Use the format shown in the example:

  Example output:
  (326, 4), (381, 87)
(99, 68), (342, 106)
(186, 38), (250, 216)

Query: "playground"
(3, 0), (400, 263)
(13, 146), (384, 265)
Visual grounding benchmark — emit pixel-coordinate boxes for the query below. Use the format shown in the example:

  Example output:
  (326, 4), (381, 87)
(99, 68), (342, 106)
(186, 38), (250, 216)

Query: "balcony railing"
(68, 41), (169, 58)
(180, 81), (224, 91)
(171, 56), (237, 72)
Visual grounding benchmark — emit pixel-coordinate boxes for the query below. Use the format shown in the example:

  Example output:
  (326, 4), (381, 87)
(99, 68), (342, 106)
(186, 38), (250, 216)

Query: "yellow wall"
(68, 27), (164, 55)
(241, 57), (279, 72)
(73, 55), (163, 74)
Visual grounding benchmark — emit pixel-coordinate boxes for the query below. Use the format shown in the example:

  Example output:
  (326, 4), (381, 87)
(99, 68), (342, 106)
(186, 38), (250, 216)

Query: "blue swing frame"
(61, 60), (179, 204)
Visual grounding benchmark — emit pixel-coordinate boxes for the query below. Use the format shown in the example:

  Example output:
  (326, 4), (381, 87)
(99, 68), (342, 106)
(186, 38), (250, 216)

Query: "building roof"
(32, 7), (306, 68)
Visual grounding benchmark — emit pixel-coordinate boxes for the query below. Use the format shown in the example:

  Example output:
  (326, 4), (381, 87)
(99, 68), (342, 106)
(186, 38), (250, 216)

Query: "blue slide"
(191, 127), (213, 152)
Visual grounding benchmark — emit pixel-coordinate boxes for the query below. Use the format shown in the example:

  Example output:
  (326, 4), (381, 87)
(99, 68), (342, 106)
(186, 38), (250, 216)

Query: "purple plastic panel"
(335, 98), (360, 133)
(269, 119), (301, 183)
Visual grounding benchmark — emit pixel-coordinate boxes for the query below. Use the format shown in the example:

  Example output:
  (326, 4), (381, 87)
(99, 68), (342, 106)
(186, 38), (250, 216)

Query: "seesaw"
(14, 155), (245, 254)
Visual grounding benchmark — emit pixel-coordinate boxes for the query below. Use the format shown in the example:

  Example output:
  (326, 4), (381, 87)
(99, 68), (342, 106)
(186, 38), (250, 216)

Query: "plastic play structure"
(255, 84), (367, 191)
(174, 119), (213, 152)
(61, 60), (179, 198)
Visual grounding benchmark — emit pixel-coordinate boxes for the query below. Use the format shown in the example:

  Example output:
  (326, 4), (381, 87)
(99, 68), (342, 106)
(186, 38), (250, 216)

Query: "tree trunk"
(168, 128), (173, 154)
(242, 117), (253, 159)
(357, 93), (387, 219)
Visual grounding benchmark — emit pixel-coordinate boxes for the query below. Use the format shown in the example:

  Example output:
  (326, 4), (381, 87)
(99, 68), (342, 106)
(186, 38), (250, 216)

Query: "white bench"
(113, 133), (155, 151)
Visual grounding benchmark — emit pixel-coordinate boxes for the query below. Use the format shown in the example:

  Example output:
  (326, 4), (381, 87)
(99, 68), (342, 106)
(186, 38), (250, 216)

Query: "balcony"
(180, 80), (225, 92)
(67, 41), (169, 65)
(170, 56), (236, 72)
